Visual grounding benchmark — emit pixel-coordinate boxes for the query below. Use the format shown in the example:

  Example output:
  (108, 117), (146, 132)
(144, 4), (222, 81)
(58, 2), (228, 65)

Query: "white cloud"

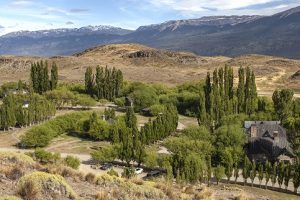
(148, 0), (276, 12)
(11, 0), (35, 6)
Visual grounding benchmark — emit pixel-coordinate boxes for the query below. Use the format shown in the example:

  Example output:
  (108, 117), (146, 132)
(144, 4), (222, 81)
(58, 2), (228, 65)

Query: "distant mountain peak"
(274, 6), (300, 18)
(136, 15), (262, 32)
(2, 25), (132, 38)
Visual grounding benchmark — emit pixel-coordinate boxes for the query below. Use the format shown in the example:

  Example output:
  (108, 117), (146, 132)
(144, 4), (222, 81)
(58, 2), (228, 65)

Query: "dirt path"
(45, 139), (82, 151)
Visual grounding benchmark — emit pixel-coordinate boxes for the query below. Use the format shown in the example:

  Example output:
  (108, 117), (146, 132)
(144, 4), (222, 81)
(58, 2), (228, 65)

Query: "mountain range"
(0, 6), (300, 58)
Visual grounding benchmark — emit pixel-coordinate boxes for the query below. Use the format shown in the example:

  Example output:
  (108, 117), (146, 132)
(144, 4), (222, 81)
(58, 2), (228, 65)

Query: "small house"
(244, 121), (295, 164)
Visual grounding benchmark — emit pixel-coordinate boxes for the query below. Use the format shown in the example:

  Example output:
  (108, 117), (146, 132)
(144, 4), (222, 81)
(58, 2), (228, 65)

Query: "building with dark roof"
(244, 121), (295, 163)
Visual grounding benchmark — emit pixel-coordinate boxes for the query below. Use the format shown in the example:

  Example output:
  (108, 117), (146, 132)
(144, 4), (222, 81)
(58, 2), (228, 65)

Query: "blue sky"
(0, 0), (299, 35)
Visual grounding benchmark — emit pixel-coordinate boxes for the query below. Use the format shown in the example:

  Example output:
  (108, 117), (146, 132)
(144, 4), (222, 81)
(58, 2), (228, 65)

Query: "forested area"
(85, 66), (123, 100)
(2, 62), (300, 193)
(0, 92), (55, 130)
(30, 61), (58, 94)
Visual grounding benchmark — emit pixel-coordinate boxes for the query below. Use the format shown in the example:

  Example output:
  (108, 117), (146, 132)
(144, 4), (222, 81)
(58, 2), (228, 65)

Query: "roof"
(246, 121), (295, 159)
(244, 121), (281, 129)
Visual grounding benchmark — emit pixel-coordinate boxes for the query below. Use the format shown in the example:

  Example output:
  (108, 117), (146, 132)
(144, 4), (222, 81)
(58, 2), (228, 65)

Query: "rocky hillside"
(0, 151), (298, 200)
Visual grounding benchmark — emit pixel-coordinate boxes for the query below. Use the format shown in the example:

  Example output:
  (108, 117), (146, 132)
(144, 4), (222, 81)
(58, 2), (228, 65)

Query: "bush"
(107, 169), (119, 177)
(17, 179), (39, 200)
(6, 166), (24, 180)
(64, 156), (80, 170)
(96, 191), (109, 200)
(17, 172), (77, 200)
(149, 104), (166, 116)
(121, 167), (135, 179)
(32, 148), (60, 164)
(85, 172), (96, 183)
(20, 127), (53, 148)
(20, 112), (91, 148)
(114, 97), (125, 107)
(124, 82), (158, 112)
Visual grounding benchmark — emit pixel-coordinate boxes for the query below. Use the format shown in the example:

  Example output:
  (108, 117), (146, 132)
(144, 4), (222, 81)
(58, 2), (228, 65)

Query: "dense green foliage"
(30, 61), (58, 94)
(0, 93), (55, 130)
(20, 112), (91, 147)
(199, 66), (257, 129)
(85, 66), (123, 101)
(31, 148), (61, 164)
(64, 155), (81, 169)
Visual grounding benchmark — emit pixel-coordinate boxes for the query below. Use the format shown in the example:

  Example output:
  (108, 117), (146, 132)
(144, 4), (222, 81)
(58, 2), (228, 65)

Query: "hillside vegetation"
(0, 44), (299, 94)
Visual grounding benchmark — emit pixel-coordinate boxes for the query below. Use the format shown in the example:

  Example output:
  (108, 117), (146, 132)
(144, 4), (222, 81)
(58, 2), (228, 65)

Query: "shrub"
(121, 167), (135, 179)
(0, 152), (35, 166)
(17, 179), (40, 200)
(107, 169), (119, 177)
(85, 172), (96, 183)
(17, 172), (77, 200)
(0, 196), (22, 200)
(6, 166), (24, 180)
(125, 83), (158, 112)
(114, 97), (125, 107)
(131, 178), (144, 185)
(64, 156), (80, 170)
(195, 187), (214, 200)
(20, 127), (53, 148)
(149, 104), (166, 116)
(32, 149), (60, 164)
(20, 112), (91, 147)
(96, 191), (110, 200)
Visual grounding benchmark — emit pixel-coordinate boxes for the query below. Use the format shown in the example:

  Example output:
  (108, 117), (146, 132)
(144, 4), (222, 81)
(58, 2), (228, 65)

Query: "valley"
(0, 3), (300, 200)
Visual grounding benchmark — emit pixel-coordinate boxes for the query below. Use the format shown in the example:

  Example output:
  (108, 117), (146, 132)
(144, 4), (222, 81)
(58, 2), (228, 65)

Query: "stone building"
(244, 121), (295, 163)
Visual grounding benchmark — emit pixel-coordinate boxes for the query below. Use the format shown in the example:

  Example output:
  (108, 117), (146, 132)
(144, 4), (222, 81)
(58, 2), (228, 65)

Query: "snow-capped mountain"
(0, 6), (300, 58)
(2, 25), (132, 39)
(136, 15), (262, 32)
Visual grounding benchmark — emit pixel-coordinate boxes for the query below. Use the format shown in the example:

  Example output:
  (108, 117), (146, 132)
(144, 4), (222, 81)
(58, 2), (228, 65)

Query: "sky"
(0, 0), (299, 35)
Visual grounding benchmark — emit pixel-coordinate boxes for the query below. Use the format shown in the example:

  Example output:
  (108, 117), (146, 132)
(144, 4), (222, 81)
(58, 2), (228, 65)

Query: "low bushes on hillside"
(17, 171), (77, 200)
(64, 156), (81, 170)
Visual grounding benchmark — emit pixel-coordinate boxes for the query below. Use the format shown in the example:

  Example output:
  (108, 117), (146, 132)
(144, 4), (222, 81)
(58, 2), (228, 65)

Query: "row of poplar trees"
(164, 153), (300, 194)
(111, 105), (178, 166)
(199, 65), (257, 128)
(30, 61), (58, 94)
(85, 66), (123, 101)
(241, 157), (300, 193)
(0, 94), (56, 130)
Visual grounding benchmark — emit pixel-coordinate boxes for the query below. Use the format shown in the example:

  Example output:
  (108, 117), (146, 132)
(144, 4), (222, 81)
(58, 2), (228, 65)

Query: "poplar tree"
(95, 66), (104, 99)
(43, 63), (49, 92)
(271, 163), (277, 187)
(250, 160), (256, 187)
(242, 156), (251, 185)
(85, 67), (94, 95)
(284, 163), (292, 190)
(204, 72), (212, 114)
(50, 62), (58, 90)
(207, 155), (212, 186)
(293, 161), (300, 194)
(237, 67), (245, 113)
(258, 163), (264, 187)
(265, 160), (272, 189)
(234, 163), (239, 184)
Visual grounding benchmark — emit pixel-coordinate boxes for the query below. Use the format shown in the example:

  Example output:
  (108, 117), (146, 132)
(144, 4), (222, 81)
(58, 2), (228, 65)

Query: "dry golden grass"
(1, 44), (299, 93)
(96, 191), (110, 200)
(131, 178), (144, 185)
(234, 193), (249, 200)
(85, 172), (96, 184)
(17, 179), (40, 200)
(195, 187), (215, 200)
